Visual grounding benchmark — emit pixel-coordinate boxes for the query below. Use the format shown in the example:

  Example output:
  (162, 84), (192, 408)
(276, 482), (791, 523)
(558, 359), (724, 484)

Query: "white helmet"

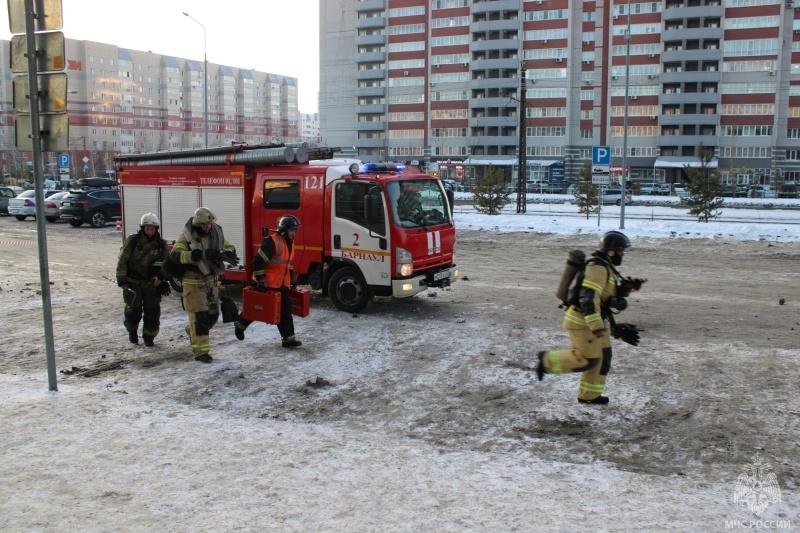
(140, 212), (160, 227)
(192, 207), (216, 225)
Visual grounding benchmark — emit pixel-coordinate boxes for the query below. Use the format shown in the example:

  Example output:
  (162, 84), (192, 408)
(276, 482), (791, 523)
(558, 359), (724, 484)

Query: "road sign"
(592, 176), (610, 185)
(59, 153), (70, 167)
(592, 146), (611, 165)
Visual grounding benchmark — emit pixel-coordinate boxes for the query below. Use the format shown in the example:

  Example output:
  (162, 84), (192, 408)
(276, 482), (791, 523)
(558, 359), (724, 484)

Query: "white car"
(7, 189), (62, 220)
(43, 191), (70, 222)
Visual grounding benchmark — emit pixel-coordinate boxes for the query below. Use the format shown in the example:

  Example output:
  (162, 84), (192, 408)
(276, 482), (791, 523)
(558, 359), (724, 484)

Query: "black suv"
(60, 184), (120, 228)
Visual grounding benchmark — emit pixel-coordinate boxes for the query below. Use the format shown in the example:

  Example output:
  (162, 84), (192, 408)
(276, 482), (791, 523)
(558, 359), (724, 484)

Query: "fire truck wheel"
(328, 267), (372, 313)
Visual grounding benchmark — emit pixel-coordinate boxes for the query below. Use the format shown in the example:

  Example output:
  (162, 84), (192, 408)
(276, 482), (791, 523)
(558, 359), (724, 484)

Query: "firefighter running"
(535, 231), (644, 405)
(115, 213), (171, 347)
(234, 215), (302, 348)
(171, 207), (238, 363)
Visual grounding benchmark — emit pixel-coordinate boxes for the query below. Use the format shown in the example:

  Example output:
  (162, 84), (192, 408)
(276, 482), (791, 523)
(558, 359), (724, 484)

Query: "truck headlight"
(396, 247), (413, 277)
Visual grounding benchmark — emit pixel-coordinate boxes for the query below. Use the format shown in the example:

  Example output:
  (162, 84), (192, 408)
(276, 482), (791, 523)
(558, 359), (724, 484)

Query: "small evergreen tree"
(473, 164), (511, 215)
(681, 144), (724, 222)
(573, 160), (600, 219)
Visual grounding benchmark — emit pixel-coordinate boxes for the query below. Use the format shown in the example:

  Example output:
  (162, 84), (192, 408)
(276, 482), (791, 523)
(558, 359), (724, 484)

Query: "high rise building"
(320, 0), (800, 188)
(299, 112), (321, 145)
(0, 38), (299, 182)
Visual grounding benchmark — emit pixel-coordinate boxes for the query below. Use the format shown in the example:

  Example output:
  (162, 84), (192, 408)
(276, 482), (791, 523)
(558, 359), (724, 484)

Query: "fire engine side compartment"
(118, 165), (252, 283)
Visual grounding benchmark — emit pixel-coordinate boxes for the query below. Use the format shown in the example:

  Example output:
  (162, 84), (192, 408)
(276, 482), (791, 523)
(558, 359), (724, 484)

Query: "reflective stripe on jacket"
(256, 234), (293, 289)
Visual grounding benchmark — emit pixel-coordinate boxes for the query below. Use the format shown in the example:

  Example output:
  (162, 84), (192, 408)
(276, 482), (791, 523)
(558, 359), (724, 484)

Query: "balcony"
(355, 0), (385, 11)
(471, 38), (520, 53)
(355, 121), (386, 131)
(357, 104), (385, 114)
(355, 17), (386, 30)
(355, 51), (385, 63)
(471, 58), (520, 71)
(356, 34), (386, 47)
(471, 0), (521, 15)
(356, 86), (386, 98)
(662, 27), (722, 42)
(472, 19), (519, 34)
(354, 138), (387, 148)
(356, 69), (386, 81)
(660, 70), (720, 84)
(469, 77), (519, 91)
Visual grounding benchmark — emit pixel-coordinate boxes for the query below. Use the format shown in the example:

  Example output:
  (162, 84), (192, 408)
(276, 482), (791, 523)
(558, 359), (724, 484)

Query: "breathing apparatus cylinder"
(555, 250), (586, 306)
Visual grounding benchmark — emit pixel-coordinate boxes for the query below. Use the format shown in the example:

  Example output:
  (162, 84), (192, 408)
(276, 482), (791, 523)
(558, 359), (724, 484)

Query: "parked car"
(0, 186), (17, 214)
(7, 189), (62, 220)
(721, 186), (748, 198)
(641, 183), (669, 195)
(601, 189), (633, 205)
(747, 185), (772, 198)
(43, 191), (70, 222)
(59, 187), (121, 227)
(777, 183), (798, 199)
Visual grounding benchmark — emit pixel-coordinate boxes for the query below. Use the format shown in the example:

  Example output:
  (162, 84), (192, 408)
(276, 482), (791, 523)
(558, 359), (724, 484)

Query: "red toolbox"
(241, 287), (281, 325)
(289, 287), (310, 318)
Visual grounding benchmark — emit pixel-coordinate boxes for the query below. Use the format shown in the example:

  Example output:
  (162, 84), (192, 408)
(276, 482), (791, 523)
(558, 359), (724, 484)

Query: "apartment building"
(0, 38), (299, 180)
(320, 0), (800, 187)
(299, 112), (321, 145)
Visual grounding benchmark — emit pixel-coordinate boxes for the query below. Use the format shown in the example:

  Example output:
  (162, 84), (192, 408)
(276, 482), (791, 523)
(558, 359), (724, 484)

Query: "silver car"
(7, 189), (62, 220)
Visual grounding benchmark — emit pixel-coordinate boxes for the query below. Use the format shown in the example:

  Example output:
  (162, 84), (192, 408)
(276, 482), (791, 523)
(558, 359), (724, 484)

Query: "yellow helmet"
(139, 212), (160, 227)
(192, 207), (216, 225)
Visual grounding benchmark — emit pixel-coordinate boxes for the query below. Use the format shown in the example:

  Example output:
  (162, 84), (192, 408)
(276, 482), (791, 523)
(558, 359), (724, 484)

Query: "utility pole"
(183, 12), (209, 148)
(620, 0), (632, 230)
(517, 66), (527, 213)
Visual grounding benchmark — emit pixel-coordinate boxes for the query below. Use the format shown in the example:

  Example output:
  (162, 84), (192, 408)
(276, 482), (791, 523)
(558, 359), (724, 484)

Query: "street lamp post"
(183, 12), (209, 148)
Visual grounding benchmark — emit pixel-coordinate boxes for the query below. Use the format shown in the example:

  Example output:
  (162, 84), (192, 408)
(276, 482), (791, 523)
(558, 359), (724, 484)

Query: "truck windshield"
(386, 179), (451, 228)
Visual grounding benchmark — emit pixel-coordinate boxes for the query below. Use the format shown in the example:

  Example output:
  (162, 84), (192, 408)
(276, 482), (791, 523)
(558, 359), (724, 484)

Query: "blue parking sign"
(592, 146), (610, 165)
(59, 153), (70, 168)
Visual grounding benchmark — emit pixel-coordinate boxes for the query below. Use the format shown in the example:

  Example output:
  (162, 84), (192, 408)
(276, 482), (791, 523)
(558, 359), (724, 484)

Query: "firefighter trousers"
(123, 283), (161, 340)
(182, 276), (220, 356)
(235, 286), (295, 340)
(542, 327), (613, 401)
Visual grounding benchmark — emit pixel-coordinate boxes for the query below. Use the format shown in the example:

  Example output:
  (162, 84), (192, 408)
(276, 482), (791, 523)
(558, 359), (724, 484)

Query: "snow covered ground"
(0, 198), (798, 531)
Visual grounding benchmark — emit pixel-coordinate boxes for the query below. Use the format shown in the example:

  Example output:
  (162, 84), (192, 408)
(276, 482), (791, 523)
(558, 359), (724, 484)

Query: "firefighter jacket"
(171, 220), (235, 286)
(116, 231), (170, 285)
(563, 254), (618, 333)
(253, 233), (294, 289)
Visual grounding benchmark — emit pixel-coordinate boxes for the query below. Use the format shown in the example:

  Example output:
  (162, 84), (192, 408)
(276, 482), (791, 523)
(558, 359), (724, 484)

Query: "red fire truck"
(115, 145), (459, 312)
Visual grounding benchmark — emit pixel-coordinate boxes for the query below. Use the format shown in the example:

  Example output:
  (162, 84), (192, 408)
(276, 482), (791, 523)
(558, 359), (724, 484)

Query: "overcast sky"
(1, 0), (321, 113)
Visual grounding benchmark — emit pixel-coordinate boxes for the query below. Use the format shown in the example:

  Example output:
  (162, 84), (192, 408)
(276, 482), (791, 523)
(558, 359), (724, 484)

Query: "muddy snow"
(0, 212), (797, 531)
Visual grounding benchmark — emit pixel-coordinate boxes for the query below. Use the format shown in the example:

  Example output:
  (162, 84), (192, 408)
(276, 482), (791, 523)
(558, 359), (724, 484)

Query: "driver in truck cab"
(396, 183), (424, 221)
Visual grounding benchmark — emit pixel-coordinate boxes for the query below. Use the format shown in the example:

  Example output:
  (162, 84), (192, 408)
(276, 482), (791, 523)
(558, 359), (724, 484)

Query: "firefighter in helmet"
(234, 214), (302, 348)
(536, 231), (642, 405)
(171, 207), (238, 363)
(115, 212), (171, 347)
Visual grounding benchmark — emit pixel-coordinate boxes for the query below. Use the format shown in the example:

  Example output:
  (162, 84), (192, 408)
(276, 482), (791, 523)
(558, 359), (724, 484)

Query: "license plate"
(433, 270), (449, 281)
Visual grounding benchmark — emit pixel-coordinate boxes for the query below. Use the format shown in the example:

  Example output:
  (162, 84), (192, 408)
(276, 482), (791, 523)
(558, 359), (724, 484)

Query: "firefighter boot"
(128, 331), (139, 344)
(234, 324), (245, 341)
(143, 335), (155, 347)
(282, 336), (302, 348)
(578, 395), (609, 405)
(195, 353), (213, 363)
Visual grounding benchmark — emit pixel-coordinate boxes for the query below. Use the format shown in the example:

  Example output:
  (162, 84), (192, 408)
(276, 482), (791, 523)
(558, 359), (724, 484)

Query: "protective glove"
(612, 323), (642, 346)
(204, 249), (223, 262)
(256, 279), (267, 292)
(618, 277), (646, 297)
(607, 297), (628, 311)
(221, 250), (240, 267)
(117, 278), (126, 288)
(158, 283), (172, 297)
(190, 249), (203, 262)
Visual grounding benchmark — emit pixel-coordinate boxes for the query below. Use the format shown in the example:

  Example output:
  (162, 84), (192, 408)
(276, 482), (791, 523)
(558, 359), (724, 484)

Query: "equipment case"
(289, 287), (310, 318)
(241, 287), (281, 325)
